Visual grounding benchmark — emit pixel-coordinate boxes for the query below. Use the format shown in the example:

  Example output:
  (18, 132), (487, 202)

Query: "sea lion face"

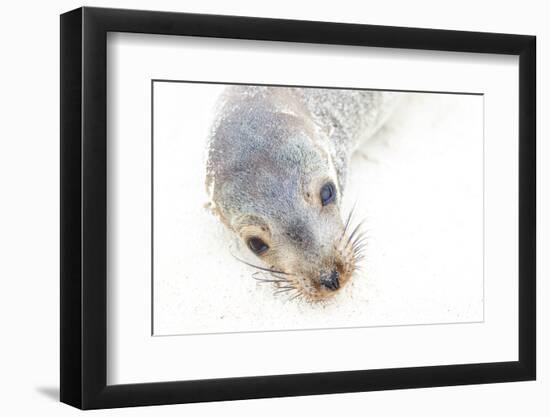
(209, 107), (361, 301)
(232, 171), (358, 301)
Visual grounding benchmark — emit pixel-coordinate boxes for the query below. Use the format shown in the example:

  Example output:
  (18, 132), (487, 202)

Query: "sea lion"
(206, 85), (398, 301)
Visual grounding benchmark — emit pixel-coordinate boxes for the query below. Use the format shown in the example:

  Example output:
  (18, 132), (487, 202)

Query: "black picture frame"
(60, 6), (536, 410)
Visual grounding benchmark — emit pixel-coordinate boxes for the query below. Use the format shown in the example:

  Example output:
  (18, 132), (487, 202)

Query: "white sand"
(153, 83), (484, 336)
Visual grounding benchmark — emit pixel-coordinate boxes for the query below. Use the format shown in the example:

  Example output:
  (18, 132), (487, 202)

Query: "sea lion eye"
(320, 182), (336, 206)
(247, 237), (269, 255)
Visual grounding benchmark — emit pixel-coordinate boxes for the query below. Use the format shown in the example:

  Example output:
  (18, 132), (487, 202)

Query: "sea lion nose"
(320, 270), (340, 290)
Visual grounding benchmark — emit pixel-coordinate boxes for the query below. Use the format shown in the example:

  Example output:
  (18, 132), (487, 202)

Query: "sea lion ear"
(204, 171), (235, 228)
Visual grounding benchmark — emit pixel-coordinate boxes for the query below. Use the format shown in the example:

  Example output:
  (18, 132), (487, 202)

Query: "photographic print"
(152, 82), (484, 336)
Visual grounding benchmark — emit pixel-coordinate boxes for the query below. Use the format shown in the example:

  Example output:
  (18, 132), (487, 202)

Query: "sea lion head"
(206, 88), (363, 302)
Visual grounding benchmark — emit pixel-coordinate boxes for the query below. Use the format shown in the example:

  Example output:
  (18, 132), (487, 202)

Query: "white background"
(0, 0), (546, 416)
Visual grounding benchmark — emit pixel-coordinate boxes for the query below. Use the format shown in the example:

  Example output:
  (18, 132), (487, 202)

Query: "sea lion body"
(206, 86), (398, 301)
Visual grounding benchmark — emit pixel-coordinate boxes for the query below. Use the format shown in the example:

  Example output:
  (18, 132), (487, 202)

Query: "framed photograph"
(60, 6), (536, 409)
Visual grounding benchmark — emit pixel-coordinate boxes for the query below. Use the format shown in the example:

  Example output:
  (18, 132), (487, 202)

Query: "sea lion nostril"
(320, 270), (340, 290)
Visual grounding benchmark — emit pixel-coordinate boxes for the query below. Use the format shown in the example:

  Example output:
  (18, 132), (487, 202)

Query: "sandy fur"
(206, 86), (399, 301)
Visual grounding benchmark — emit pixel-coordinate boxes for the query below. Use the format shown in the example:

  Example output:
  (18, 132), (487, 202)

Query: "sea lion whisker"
(345, 220), (365, 249)
(353, 242), (368, 254)
(352, 242), (369, 253)
(273, 276), (289, 282)
(273, 277), (290, 285)
(269, 271), (290, 278)
(252, 271), (285, 281)
(288, 291), (303, 302)
(354, 254), (366, 262)
(273, 288), (295, 295)
(231, 254), (291, 276)
(352, 237), (368, 252)
(253, 277), (288, 284)
(352, 230), (367, 244)
(251, 272), (273, 283)
(353, 246), (366, 256)
(340, 202), (357, 242)
(276, 285), (296, 290)
(273, 287), (294, 294)
(254, 270), (287, 280)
